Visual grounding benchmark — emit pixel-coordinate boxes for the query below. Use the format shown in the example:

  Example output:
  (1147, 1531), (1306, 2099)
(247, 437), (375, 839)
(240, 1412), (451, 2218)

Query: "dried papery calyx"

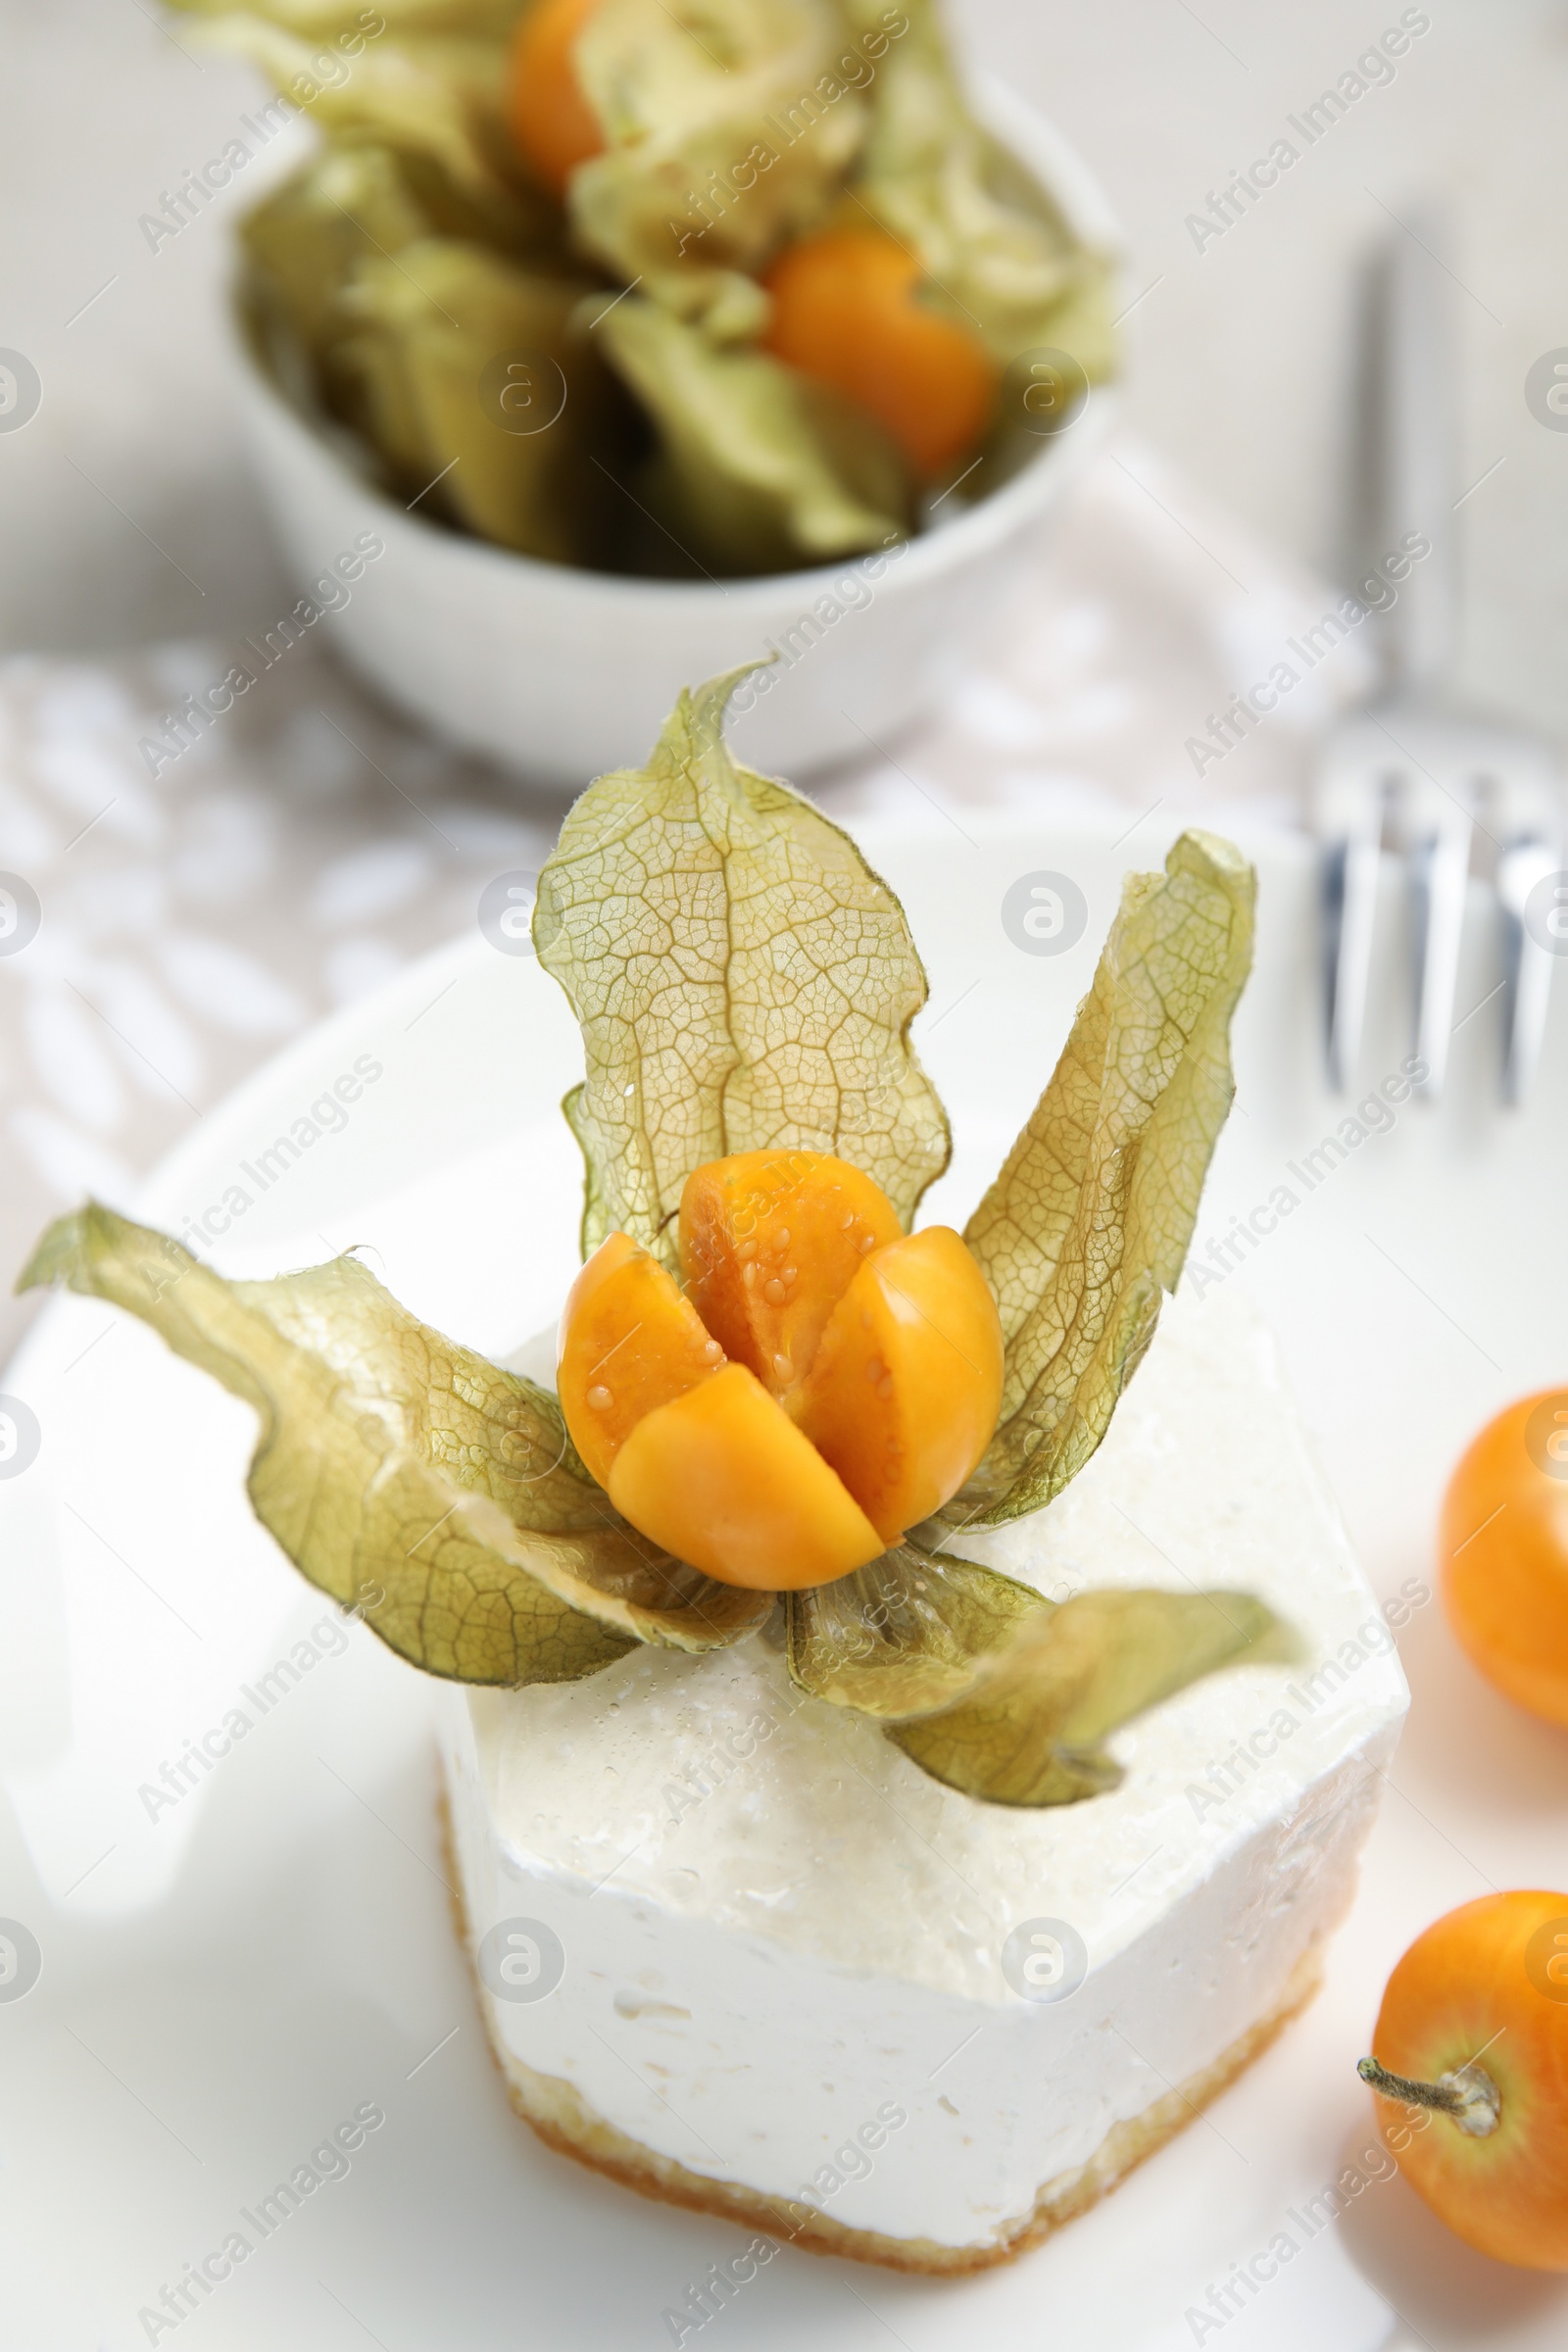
(20, 665), (1267, 1807)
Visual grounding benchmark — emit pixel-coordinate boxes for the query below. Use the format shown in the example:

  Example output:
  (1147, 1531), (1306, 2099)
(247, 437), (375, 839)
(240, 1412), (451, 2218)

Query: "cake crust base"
(441, 1783), (1323, 2276)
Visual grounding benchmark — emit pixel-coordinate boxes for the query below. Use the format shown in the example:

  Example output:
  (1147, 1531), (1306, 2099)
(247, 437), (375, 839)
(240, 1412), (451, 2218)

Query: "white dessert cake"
(440, 1285), (1408, 2271)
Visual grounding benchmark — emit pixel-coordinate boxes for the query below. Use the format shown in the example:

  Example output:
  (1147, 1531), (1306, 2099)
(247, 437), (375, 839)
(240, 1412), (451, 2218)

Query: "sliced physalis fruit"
(559, 1152), (1004, 1590)
(507, 0), (607, 198)
(609, 1365), (884, 1592)
(762, 228), (999, 480)
(557, 1230), (725, 1488)
(678, 1149), (903, 1409)
(796, 1228), (1004, 1544)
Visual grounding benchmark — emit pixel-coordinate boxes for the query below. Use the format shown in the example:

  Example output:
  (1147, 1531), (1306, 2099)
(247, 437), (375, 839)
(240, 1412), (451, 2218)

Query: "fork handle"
(1379, 212), (1460, 696)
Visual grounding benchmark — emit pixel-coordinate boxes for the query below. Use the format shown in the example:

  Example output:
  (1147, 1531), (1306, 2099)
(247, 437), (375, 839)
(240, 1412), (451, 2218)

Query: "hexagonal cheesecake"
(440, 1286), (1408, 2272)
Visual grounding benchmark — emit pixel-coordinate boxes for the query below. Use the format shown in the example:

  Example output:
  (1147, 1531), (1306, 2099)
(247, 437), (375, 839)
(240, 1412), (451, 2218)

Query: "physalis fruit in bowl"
(170, 0), (1117, 577)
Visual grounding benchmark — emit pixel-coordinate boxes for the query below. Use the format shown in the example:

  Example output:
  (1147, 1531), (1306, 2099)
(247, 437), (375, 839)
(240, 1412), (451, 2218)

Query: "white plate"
(3, 811), (1566, 2351)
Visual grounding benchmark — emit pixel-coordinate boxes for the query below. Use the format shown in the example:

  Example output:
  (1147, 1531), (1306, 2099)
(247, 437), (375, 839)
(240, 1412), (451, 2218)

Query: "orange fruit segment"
(557, 1231), (725, 1488)
(796, 1227), (1004, 1543)
(607, 1363), (885, 1590)
(761, 228), (998, 480)
(678, 1150), (903, 1408)
(506, 0), (607, 198)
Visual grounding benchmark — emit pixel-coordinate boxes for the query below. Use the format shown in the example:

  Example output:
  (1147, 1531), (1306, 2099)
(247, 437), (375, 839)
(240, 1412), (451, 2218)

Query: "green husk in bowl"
(172, 0), (1119, 574)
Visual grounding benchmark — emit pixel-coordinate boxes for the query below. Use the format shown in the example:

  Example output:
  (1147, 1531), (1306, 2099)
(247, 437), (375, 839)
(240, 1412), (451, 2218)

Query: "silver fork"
(1317, 210), (1563, 1103)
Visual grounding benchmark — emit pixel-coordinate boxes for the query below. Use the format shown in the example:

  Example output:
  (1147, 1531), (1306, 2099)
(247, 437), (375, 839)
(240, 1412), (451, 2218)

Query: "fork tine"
(1492, 760), (1563, 1105)
(1321, 802), (1382, 1094)
(1497, 842), (1556, 1105)
(1403, 780), (1472, 1100)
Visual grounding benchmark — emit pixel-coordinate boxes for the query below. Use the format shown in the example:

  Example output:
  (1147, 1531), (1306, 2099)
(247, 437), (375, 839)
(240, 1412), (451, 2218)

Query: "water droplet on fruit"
(587, 1385), (613, 1410)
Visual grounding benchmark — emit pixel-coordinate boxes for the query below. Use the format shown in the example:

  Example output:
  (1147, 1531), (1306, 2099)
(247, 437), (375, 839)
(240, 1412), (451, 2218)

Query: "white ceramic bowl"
(231, 82), (1121, 789)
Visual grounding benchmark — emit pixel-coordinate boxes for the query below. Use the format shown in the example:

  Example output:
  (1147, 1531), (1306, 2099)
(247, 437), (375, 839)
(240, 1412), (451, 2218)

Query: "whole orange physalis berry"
(557, 1151), (1004, 1589)
(762, 228), (998, 480)
(1359, 1890), (1568, 2270)
(506, 0), (607, 198)
(1441, 1389), (1568, 1727)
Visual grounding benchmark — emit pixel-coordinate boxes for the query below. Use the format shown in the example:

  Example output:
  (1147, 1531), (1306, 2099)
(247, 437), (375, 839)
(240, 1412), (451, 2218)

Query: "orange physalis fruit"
(557, 1151), (1004, 1590)
(761, 227), (998, 480)
(796, 1226), (1004, 1545)
(556, 1230), (724, 1489)
(506, 0), (607, 198)
(678, 1148), (903, 1410)
(1361, 1890), (1568, 2271)
(609, 1365), (884, 1591)
(1441, 1390), (1568, 1728)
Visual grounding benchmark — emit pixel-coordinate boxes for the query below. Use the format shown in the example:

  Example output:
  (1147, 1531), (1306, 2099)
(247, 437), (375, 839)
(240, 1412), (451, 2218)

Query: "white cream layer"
(439, 1287), (1407, 2254)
